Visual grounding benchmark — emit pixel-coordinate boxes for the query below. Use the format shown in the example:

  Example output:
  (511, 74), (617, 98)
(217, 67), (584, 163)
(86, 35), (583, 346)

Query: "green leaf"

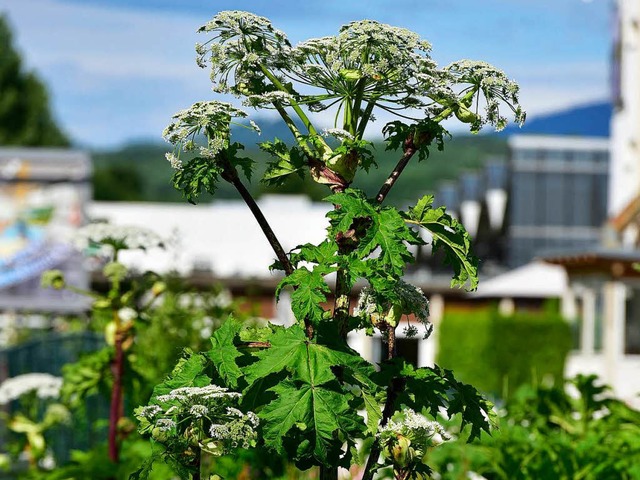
(208, 316), (243, 388)
(128, 456), (155, 480)
(260, 138), (306, 186)
(383, 119), (449, 161)
(245, 325), (362, 387)
(243, 325), (371, 466)
(289, 240), (339, 267)
(395, 361), (494, 442)
(172, 156), (222, 205)
(406, 195), (478, 290)
(361, 389), (383, 435)
(261, 379), (363, 466)
(325, 189), (420, 276)
(150, 351), (211, 402)
(275, 266), (332, 325)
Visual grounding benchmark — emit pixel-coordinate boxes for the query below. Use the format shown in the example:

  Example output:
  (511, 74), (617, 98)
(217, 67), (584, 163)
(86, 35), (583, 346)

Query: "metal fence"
(0, 331), (109, 469)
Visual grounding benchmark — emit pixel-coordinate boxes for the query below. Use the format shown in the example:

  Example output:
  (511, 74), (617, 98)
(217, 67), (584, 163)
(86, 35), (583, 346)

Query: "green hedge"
(437, 307), (572, 398)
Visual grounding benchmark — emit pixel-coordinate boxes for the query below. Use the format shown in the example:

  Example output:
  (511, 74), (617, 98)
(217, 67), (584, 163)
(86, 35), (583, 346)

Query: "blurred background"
(0, 0), (639, 479)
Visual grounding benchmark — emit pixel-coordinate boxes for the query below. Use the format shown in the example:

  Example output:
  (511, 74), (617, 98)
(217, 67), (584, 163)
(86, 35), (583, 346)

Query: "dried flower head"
(354, 280), (431, 336)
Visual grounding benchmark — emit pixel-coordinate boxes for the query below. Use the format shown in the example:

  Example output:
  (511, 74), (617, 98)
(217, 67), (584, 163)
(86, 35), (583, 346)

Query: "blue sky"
(0, 0), (612, 148)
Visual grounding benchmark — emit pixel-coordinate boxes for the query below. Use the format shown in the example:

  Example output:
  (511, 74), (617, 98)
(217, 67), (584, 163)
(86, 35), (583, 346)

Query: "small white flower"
(0, 374), (63, 405)
(322, 128), (354, 140)
(155, 418), (176, 432)
(118, 307), (137, 323)
(138, 405), (162, 419)
(165, 152), (183, 170)
(189, 404), (209, 418)
(74, 223), (164, 254)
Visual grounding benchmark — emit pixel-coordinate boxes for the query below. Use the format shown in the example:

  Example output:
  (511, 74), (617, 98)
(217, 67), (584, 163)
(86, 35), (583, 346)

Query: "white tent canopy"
(85, 196), (331, 278)
(473, 261), (568, 298)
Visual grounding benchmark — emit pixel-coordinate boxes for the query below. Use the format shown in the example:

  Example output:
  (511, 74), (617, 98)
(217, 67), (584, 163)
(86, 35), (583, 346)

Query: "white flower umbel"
(444, 60), (525, 132)
(136, 383), (258, 456)
(0, 373), (63, 405)
(379, 408), (450, 471)
(322, 128), (354, 141)
(74, 222), (164, 255)
(379, 408), (449, 445)
(163, 101), (259, 169)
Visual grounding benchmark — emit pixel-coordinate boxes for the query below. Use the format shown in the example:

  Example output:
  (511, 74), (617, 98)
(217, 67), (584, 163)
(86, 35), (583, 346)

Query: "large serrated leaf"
(261, 379), (364, 466)
(150, 352), (211, 402)
(275, 267), (332, 325)
(208, 316), (243, 388)
(260, 138), (306, 186)
(325, 189), (420, 276)
(245, 325), (370, 388)
(395, 361), (494, 442)
(406, 194), (478, 290)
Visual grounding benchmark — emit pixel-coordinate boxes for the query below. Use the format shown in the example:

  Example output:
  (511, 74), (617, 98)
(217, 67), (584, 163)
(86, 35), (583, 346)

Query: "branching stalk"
(221, 164), (293, 277)
(375, 143), (417, 204)
(220, 160), (315, 338)
(108, 309), (124, 465)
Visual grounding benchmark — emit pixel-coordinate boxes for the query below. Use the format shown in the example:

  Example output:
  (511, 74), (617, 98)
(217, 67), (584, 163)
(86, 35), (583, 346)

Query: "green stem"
(349, 77), (367, 135)
(259, 64), (332, 154)
(259, 66), (317, 135)
(375, 143), (417, 204)
(108, 309), (124, 466)
(270, 102), (316, 159)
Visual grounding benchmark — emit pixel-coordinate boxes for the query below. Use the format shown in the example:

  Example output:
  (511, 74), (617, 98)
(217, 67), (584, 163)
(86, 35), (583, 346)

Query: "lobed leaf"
(149, 352), (211, 402)
(406, 194), (478, 290)
(208, 316), (243, 388)
(275, 266), (333, 326)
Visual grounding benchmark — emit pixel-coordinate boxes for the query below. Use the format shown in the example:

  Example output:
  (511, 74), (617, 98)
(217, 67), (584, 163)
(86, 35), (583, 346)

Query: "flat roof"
(509, 135), (610, 152)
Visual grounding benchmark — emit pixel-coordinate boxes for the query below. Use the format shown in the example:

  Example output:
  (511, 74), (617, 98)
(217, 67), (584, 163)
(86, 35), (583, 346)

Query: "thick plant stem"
(222, 162), (315, 338)
(223, 165), (293, 276)
(108, 316), (124, 464)
(375, 145), (416, 204)
(191, 449), (201, 480)
(362, 328), (402, 480)
(333, 269), (351, 339)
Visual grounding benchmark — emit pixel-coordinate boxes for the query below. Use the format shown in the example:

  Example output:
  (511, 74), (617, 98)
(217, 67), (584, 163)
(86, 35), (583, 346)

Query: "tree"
(0, 14), (69, 146)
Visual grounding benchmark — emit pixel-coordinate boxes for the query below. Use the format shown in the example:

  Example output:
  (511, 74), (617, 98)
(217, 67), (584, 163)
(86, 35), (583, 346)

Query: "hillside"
(499, 101), (611, 138)
(92, 134), (508, 205)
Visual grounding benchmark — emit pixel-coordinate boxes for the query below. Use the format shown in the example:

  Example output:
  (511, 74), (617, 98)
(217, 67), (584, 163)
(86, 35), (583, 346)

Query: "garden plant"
(35, 228), (247, 479)
(132, 10), (525, 480)
(429, 374), (640, 479)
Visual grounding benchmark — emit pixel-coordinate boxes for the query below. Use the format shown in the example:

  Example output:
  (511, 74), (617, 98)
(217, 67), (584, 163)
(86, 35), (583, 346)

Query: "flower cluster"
(379, 408), (450, 470)
(445, 60), (525, 131)
(290, 20), (439, 107)
(196, 11), (292, 96)
(73, 222), (164, 255)
(0, 373), (63, 405)
(135, 384), (258, 456)
(163, 101), (259, 170)
(354, 280), (431, 337)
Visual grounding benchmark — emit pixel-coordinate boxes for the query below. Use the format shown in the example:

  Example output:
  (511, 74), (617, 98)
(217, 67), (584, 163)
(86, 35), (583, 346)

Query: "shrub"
(437, 307), (572, 397)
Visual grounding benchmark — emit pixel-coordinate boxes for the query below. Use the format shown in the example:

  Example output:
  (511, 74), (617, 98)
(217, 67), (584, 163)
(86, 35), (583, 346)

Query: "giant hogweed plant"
(135, 11), (525, 480)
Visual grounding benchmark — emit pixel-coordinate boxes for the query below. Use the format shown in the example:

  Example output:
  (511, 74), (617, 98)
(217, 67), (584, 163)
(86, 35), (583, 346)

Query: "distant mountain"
(499, 101), (612, 138)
